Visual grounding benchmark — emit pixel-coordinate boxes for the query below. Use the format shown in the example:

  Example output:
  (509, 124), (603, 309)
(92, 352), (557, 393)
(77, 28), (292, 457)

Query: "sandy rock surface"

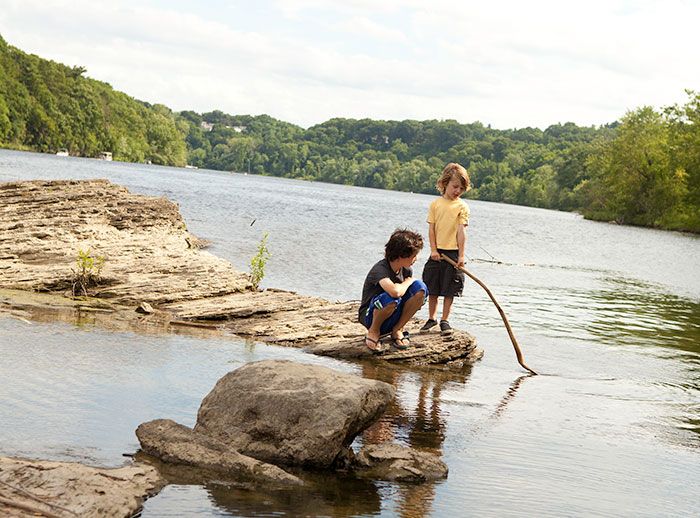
(0, 456), (162, 517)
(0, 179), (251, 303)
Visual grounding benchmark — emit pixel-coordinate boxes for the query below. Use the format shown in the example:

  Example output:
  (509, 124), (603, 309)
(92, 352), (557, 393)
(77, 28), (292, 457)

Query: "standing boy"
(359, 229), (427, 353)
(421, 163), (471, 335)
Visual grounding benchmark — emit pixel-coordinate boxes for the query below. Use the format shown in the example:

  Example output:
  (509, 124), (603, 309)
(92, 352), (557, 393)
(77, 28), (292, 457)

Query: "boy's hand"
(457, 257), (465, 268)
(431, 251), (440, 261)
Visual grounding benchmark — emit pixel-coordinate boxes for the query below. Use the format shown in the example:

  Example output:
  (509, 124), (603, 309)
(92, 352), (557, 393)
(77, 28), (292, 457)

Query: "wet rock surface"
(0, 456), (162, 517)
(354, 443), (448, 482)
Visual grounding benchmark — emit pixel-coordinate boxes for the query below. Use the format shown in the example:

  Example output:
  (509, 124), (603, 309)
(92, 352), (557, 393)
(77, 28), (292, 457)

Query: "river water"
(1, 149), (698, 517)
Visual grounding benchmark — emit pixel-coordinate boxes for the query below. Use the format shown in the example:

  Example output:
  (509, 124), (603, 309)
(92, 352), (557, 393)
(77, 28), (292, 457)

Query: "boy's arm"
(457, 224), (467, 268)
(379, 276), (414, 298)
(428, 223), (439, 260)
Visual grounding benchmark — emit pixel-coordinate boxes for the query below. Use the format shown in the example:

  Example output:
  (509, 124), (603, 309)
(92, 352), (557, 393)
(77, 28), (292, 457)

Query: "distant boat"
(98, 151), (112, 161)
(56, 149), (69, 157)
(184, 164), (198, 169)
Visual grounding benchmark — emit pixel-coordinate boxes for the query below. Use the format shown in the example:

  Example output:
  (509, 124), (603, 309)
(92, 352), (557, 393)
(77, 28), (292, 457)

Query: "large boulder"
(194, 360), (395, 468)
(135, 419), (303, 487)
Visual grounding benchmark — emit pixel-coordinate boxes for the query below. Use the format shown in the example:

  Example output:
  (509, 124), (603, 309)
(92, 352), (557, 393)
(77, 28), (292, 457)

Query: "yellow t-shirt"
(427, 197), (469, 250)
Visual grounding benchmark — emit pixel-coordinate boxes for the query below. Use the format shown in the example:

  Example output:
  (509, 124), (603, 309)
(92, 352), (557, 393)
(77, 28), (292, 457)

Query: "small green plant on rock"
(249, 232), (270, 290)
(72, 248), (105, 297)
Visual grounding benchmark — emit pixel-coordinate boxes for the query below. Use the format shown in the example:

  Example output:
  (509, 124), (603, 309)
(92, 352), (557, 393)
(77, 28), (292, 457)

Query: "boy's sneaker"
(420, 319), (438, 331)
(439, 320), (453, 335)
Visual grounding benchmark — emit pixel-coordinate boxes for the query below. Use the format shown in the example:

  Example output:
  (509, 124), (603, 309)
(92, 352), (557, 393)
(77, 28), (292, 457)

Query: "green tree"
(584, 107), (686, 227)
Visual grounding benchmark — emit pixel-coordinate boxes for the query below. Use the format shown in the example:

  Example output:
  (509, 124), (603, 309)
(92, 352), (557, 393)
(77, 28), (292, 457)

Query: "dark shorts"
(422, 249), (464, 298)
(362, 279), (428, 335)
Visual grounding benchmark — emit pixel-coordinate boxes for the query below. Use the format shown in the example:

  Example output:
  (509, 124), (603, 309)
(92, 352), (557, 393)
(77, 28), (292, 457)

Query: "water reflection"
(588, 277), (700, 355)
(489, 374), (535, 420)
(359, 363), (475, 518)
(141, 455), (383, 517)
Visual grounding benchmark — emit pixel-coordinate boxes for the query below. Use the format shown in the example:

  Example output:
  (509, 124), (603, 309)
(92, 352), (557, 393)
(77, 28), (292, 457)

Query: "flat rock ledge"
(137, 360), (447, 484)
(0, 456), (162, 518)
(0, 179), (483, 367)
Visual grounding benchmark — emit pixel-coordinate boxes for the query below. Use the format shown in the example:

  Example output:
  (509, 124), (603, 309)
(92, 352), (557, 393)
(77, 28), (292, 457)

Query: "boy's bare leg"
(427, 294), (439, 321)
(392, 291), (426, 339)
(441, 296), (454, 321)
(366, 303), (396, 347)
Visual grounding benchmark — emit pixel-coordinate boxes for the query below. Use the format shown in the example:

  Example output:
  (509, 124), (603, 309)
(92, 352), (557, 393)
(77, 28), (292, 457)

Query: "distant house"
(200, 121), (214, 132)
(224, 125), (247, 133)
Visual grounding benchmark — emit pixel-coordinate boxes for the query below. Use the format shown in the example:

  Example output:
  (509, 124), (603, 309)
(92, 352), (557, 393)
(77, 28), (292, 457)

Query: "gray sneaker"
(420, 319), (438, 331)
(439, 320), (453, 335)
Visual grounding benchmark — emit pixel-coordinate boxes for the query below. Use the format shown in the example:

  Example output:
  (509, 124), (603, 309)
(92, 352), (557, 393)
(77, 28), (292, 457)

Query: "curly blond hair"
(436, 162), (471, 194)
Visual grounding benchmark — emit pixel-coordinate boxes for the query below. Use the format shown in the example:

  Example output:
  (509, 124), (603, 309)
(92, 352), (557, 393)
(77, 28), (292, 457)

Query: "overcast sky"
(2, 0), (698, 129)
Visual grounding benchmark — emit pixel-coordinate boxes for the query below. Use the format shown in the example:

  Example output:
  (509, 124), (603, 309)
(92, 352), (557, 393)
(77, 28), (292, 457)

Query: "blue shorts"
(362, 279), (428, 335)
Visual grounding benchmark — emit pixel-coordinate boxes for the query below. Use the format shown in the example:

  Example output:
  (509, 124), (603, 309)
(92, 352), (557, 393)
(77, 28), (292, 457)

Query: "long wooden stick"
(440, 254), (537, 375)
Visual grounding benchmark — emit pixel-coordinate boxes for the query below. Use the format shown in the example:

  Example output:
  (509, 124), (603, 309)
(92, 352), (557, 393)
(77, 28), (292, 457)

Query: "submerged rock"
(353, 443), (448, 482)
(0, 456), (162, 517)
(194, 360), (395, 468)
(135, 419), (303, 487)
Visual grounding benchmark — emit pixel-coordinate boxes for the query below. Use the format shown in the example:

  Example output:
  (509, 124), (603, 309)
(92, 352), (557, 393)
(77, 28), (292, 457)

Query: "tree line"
(1, 34), (697, 232)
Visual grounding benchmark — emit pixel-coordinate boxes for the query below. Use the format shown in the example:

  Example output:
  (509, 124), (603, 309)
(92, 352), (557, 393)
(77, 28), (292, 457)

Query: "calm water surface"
(1, 150), (698, 517)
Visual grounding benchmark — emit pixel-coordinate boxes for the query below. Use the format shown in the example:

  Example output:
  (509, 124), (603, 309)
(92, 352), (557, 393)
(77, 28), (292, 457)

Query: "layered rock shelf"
(0, 178), (483, 365)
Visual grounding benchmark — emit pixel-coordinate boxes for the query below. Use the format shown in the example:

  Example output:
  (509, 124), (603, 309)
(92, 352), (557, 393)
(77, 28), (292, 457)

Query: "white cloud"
(1, 0), (698, 129)
(335, 16), (409, 44)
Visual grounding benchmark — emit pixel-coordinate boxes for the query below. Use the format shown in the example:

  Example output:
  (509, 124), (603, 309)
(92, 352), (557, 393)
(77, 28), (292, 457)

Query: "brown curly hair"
(384, 228), (424, 261)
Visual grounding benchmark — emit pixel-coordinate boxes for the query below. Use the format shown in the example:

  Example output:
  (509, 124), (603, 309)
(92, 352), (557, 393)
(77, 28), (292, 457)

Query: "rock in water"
(135, 419), (303, 487)
(194, 360), (395, 468)
(354, 443), (448, 482)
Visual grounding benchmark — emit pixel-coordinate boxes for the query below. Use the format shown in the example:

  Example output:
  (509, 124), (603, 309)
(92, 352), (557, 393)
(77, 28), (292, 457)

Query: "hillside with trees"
(0, 35), (187, 166)
(0, 34), (697, 232)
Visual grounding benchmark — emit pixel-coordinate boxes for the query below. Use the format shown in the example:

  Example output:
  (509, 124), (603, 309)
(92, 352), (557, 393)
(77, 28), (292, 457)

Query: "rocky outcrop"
(194, 360), (395, 468)
(354, 443), (448, 482)
(0, 179), (251, 304)
(0, 179), (483, 367)
(0, 456), (162, 517)
(135, 419), (303, 487)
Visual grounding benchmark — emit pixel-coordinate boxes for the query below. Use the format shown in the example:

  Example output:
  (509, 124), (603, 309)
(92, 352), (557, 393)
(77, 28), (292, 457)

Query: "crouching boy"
(358, 229), (428, 353)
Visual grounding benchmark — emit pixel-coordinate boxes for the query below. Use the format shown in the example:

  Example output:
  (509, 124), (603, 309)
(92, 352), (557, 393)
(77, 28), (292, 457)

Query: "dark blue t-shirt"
(358, 258), (412, 323)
